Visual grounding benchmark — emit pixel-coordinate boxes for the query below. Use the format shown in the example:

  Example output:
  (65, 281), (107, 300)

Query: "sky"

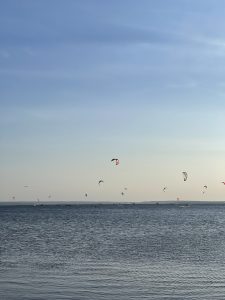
(1, 0), (225, 202)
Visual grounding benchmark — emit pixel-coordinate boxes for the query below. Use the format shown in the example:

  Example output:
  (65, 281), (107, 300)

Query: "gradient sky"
(1, 0), (225, 202)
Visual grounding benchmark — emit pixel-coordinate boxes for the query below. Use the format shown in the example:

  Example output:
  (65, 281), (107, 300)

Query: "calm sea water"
(1, 203), (225, 299)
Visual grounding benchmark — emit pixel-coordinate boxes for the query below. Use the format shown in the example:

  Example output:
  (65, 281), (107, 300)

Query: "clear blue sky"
(1, 0), (225, 202)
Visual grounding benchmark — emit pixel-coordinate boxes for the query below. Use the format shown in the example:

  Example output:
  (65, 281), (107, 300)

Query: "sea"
(1, 203), (225, 300)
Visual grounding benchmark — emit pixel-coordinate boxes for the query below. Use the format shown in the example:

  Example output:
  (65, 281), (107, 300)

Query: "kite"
(182, 172), (188, 181)
(202, 185), (208, 194)
(111, 158), (119, 165)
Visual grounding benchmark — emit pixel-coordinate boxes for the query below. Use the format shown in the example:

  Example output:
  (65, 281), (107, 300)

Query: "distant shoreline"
(1, 201), (225, 206)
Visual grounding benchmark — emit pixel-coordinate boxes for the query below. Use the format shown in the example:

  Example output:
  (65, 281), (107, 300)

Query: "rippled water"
(1, 203), (225, 299)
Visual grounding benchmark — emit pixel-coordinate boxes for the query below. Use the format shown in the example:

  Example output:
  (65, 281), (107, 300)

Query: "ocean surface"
(1, 203), (225, 300)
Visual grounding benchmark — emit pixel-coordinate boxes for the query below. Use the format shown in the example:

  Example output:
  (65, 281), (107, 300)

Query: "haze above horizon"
(1, 0), (225, 202)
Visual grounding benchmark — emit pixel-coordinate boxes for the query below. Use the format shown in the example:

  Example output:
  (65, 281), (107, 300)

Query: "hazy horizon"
(1, 1), (225, 202)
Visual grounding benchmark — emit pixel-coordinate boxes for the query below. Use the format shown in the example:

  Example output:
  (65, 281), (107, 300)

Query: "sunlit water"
(1, 203), (225, 299)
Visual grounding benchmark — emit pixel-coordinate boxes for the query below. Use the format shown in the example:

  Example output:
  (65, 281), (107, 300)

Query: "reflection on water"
(1, 204), (225, 299)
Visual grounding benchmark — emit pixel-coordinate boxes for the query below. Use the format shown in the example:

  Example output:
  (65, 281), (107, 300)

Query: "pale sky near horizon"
(1, 0), (225, 202)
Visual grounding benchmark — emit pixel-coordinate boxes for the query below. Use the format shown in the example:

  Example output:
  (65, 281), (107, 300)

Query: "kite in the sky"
(121, 192), (124, 196)
(111, 158), (119, 165)
(202, 185), (208, 194)
(163, 187), (167, 192)
(98, 180), (104, 186)
(85, 193), (88, 197)
(182, 172), (188, 181)
(221, 182), (225, 185)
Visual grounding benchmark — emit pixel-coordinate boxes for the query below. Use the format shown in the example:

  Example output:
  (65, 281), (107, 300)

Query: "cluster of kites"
(11, 158), (225, 202)
(163, 171), (208, 196)
(85, 158), (125, 198)
(85, 161), (211, 199)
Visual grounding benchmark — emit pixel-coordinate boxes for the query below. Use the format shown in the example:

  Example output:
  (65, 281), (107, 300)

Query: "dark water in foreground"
(1, 203), (225, 299)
